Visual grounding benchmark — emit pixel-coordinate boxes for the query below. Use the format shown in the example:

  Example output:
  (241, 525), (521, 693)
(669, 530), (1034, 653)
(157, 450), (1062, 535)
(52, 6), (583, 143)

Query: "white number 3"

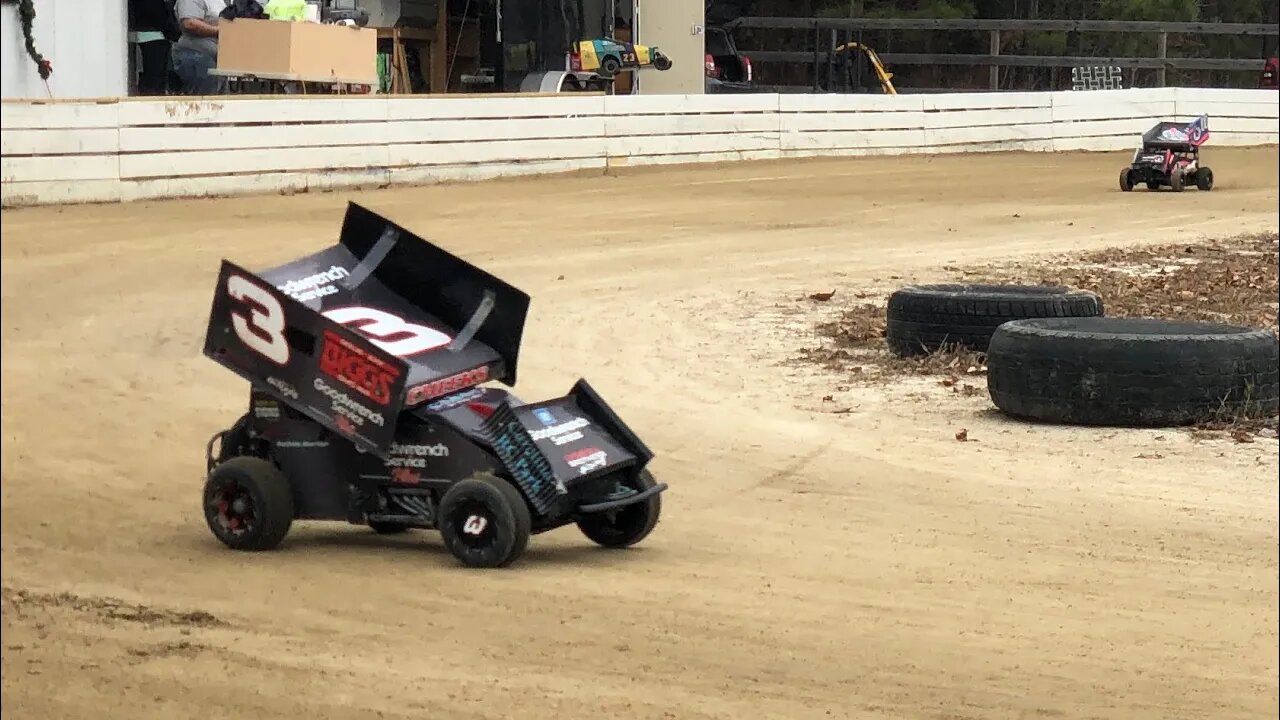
(321, 306), (451, 357)
(227, 274), (290, 365)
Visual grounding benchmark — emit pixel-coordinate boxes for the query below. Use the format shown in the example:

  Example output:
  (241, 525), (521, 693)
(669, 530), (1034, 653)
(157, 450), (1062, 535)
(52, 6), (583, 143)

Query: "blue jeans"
(172, 47), (228, 95)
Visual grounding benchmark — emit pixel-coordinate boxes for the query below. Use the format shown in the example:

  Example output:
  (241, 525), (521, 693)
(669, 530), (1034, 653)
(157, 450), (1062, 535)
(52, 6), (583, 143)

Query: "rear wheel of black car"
(1195, 167), (1214, 191)
(577, 470), (662, 549)
(1118, 168), (1134, 192)
(1170, 169), (1186, 192)
(203, 456), (294, 552)
(437, 475), (531, 568)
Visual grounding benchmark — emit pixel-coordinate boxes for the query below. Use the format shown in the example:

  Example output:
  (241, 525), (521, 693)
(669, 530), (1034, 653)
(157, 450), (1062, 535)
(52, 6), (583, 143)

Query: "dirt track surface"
(3, 148), (1278, 720)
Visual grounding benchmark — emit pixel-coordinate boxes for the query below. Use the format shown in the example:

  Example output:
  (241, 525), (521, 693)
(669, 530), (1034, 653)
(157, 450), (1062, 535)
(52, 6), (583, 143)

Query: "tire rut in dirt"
(987, 317), (1280, 427)
(885, 284), (1104, 357)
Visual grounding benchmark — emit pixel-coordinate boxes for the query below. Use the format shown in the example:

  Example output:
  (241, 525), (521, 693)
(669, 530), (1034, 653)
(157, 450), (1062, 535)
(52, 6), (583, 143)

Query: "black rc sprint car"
(1119, 115), (1214, 193)
(201, 203), (667, 568)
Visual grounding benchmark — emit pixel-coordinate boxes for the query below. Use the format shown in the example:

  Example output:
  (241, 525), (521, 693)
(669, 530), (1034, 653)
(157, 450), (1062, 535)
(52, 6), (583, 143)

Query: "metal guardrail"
(749, 51), (1266, 72)
(725, 17), (1280, 36)
(726, 17), (1277, 90)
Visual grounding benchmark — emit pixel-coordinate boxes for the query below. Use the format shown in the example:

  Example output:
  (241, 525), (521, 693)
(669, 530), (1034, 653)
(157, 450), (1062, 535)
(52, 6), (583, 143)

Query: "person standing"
(128, 0), (181, 95)
(172, 0), (230, 94)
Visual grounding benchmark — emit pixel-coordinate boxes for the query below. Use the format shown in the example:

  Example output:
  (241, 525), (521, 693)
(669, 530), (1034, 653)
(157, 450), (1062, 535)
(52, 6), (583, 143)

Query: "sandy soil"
(3, 147), (1278, 720)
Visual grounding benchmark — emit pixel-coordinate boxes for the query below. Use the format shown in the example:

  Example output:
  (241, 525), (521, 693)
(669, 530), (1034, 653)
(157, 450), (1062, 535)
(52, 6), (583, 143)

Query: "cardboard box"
(217, 18), (378, 83)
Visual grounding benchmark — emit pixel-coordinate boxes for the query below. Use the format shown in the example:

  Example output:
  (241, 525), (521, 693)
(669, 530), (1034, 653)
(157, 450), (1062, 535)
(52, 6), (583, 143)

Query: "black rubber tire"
(885, 284), (1104, 357)
(1118, 168), (1134, 192)
(600, 56), (621, 76)
(987, 317), (1279, 427)
(576, 470), (662, 549)
(369, 521), (411, 535)
(653, 55), (672, 71)
(437, 475), (532, 568)
(1170, 169), (1186, 192)
(203, 456), (295, 551)
(1195, 167), (1214, 191)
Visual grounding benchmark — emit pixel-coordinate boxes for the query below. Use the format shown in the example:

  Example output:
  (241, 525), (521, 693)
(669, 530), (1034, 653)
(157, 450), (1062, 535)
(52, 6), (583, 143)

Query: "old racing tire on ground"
(437, 474), (532, 568)
(1195, 167), (1214, 191)
(885, 284), (1104, 357)
(1119, 168), (1135, 192)
(203, 456), (295, 551)
(576, 470), (663, 549)
(987, 317), (1279, 427)
(1170, 169), (1186, 192)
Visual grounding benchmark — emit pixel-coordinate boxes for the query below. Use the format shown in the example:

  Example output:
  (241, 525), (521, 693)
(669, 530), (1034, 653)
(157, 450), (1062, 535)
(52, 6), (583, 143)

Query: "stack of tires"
(885, 284), (1279, 427)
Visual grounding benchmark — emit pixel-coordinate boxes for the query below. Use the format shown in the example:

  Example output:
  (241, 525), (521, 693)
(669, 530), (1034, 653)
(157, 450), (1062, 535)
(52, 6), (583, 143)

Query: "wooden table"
(208, 68), (376, 95)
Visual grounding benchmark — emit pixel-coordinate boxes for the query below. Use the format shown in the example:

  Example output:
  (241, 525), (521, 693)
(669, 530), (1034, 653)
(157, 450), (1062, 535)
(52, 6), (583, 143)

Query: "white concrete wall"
(0, 0), (129, 99)
(634, 0), (704, 94)
(2, 88), (1276, 207)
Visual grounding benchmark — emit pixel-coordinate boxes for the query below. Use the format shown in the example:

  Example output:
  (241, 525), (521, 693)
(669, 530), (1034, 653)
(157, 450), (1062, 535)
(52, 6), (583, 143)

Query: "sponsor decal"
(528, 416), (590, 447)
(391, 468), (421, 485)
(385, 442), (450, 468)
(313, 377), (386, 428)
(266, 377), (300, 400)
(406, 366), (490, 405)
(533, 408), (556, 426)
(424, 387), (486, 412)
(253, 401), (281, 420)
(319, 329), (400, 406)
(276, 265), (350, 303)
(564, 447), (608, 475)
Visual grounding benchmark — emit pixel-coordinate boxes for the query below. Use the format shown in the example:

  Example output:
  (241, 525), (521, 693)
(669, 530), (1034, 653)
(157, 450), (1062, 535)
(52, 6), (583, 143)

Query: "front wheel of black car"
(437, 475), (532, 568)
(203, 456), (294, 552)
(1195, 167), (1214, 191)
(577, 470), (662, 549)
(1170, 169), (1186, 192)
(1118, 168), (1134, 192)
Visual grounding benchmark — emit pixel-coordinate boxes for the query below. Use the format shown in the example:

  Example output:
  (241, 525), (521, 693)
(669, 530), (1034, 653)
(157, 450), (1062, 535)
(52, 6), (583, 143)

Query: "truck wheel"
(203, 456), (294, 551)
(1118, 168), (1134, 192)
(885, 284), (1104, 357)
(987, 317), (1279, 426)
(437, 475), (531, 568)
(1195, 167), (1214, 191)
(1170, 169), (1186, 192)
(577, 470), (662, 548)
(600, 56), (621, 76)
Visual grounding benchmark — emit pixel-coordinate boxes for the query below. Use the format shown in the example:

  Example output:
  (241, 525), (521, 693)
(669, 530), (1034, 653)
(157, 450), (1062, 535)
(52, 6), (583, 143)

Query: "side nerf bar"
(577, 482), (669, 513)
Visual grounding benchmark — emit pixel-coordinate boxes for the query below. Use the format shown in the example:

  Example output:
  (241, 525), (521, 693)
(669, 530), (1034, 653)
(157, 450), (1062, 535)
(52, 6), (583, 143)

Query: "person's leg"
(137, 40), (171, 95)
(173, 47), (225, 95)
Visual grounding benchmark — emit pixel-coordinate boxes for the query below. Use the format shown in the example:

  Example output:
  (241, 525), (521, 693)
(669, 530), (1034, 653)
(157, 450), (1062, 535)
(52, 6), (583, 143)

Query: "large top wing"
(258, 202), (531, 407)
(203, 203), (533, 456)
(1143, 116), (1210, 149)
(204, 259), (411, 456)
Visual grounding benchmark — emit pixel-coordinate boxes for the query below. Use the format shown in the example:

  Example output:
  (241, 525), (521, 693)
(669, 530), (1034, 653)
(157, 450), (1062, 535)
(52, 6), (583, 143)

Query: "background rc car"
(201, 203), (668, 568)
(1119, 114), (1213, 193)
(570, 38), (672, 77)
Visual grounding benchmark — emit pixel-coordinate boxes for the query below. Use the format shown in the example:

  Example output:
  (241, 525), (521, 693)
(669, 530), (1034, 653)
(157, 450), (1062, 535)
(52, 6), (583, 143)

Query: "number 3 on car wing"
(225, 273), (452, 365)
(227, 273), (291, 366)
(321, 306), (451, 357)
